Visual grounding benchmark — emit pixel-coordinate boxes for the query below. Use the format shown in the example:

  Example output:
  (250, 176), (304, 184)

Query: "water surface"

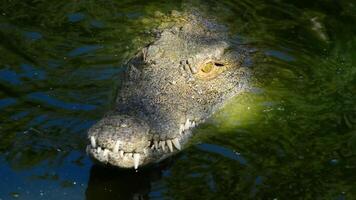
(0, 0), (355, 199)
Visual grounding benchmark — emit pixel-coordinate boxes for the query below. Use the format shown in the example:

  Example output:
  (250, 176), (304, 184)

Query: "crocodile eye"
(201, 61), (224, 73)
(201, 62), (213, 73)
(196, 60), (226, 80)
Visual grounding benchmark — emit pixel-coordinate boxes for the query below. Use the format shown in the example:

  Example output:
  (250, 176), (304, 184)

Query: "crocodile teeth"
(97, 147), (102, 153)
(133, 153), (140, 169)
(179, 124), (184, 135)
(184, 119), (190, 130)
(172, 138), (181, 150)
(160, 140), (166, 151)
(190, 121), (196, 128)
(113, 140), (120, 153)
(119, 150), (124, 158)
(90, 136), (96, 148)
(167, 140), (173, 152)
(154, 140), (159, 149)
(126, 153), (133, 158)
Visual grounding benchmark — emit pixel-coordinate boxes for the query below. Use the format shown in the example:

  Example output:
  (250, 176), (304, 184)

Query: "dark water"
(0, 0), (355, 199)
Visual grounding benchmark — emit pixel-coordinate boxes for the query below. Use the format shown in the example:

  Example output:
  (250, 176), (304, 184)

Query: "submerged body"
(87, 12), (251, 169)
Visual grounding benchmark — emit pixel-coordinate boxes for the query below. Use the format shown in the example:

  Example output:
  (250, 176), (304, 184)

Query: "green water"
(0, 0), (355, 199)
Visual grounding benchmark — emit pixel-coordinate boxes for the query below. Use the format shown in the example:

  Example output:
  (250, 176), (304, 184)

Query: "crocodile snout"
(87, 115), (195, 169)
(87, 115), (151, 169)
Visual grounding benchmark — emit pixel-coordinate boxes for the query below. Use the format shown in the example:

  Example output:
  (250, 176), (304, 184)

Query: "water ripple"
(67, 45), (102, 57)
(27, 92), (96, 111)
(20, 64), (46, 80)
(23, 31), (42, 41)
(0, 98), (17, 109)
(0, 68), (22, 85)
(67, 12), (86, 23)
(197, 143), (248, 165)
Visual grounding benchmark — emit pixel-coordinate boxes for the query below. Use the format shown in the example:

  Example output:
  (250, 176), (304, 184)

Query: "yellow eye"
(201, 62), (214, 73)
(196, 60), (226, 80)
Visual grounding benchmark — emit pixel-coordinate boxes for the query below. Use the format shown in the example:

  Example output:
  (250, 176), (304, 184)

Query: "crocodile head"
(86, 12), (250, 169)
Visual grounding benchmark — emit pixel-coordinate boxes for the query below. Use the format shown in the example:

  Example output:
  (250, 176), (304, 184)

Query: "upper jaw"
(87, 118), (198, 169)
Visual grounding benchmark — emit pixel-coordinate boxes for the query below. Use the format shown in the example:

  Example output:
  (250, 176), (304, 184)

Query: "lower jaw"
(87, 126), (194, 169)
(87, 145), (178, 169)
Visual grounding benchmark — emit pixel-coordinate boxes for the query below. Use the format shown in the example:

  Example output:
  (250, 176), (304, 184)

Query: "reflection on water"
(86, 159), (174, 200)
(0, 0), (356, 199)
(86, 165), (153, 200)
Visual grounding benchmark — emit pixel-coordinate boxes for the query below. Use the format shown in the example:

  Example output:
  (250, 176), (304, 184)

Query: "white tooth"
(160, 140), (166, 151)
(113, 141), (120, 153)
(119, 150), (124, 158)
(172, 138), (181, 150)
(167, 140), (173, 152)
(133, 153), (140, 169)
(127, 153), (133, 158)
(179, 124), (184, 135)
(97, 147), (102, 153)
(190, 121), (196, 128)
(154, 140), (159, 149)
(90, 136), (96, 148)
(184, 119), (190, 130)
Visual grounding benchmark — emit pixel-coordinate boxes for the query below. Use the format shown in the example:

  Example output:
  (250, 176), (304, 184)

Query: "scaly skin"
(86, 12), (251, 169)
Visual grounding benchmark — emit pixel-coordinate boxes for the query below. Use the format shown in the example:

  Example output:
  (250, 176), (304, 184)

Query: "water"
(0, 0), (355, 199)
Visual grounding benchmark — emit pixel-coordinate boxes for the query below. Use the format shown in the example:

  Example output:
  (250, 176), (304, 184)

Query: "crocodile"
(86, 11), (251, 169)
